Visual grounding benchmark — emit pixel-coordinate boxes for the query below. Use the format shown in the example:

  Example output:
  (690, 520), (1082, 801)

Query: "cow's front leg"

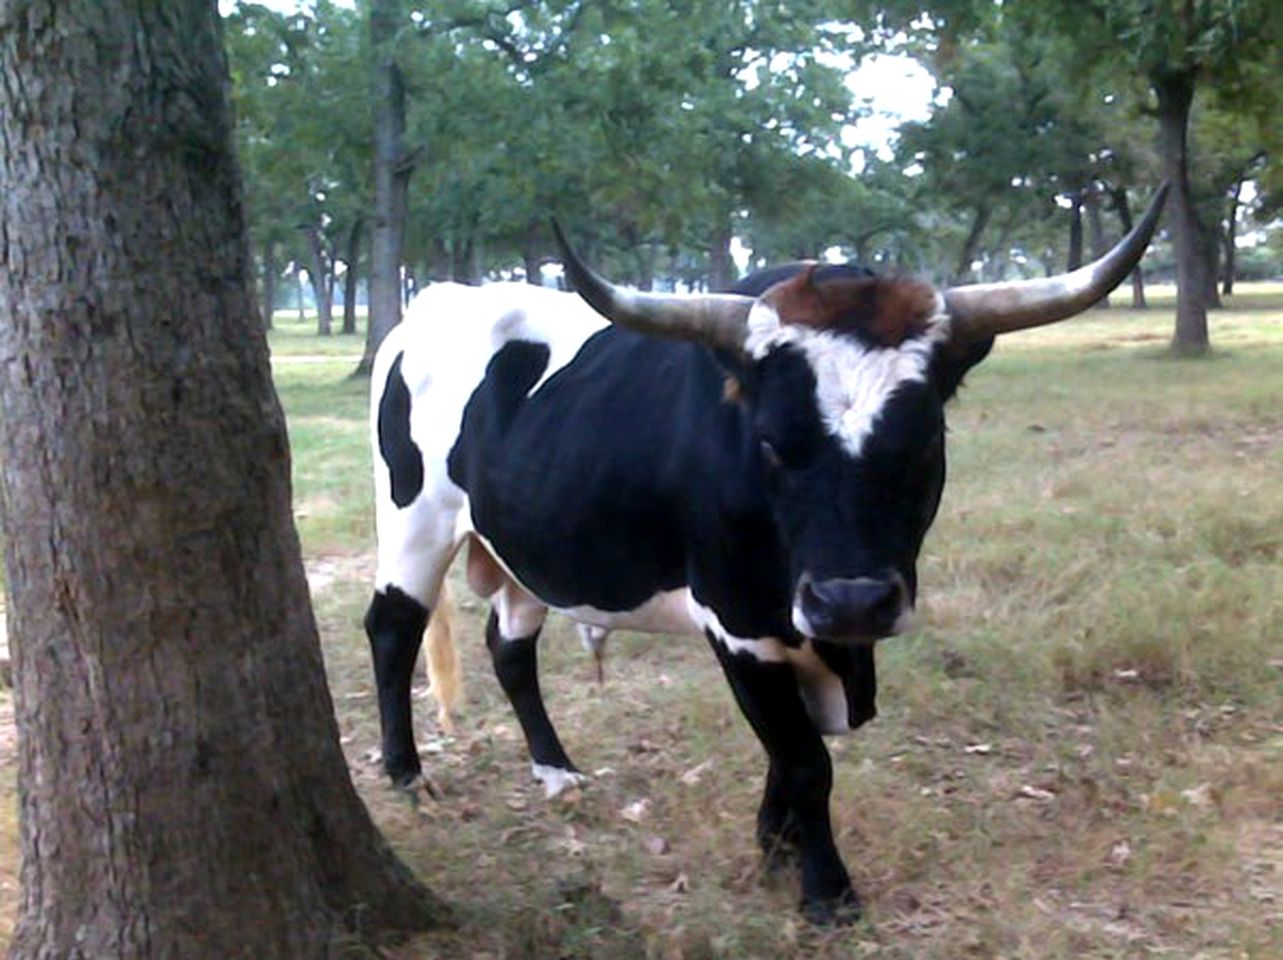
(757, 762), (802, 872)
(707, 635), (860, 925)
(364, 586), (429, 787)
(486, 610), (586, 798)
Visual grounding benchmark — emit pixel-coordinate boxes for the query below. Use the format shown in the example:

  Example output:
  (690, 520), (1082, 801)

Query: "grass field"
(2, 286), (1282, 957)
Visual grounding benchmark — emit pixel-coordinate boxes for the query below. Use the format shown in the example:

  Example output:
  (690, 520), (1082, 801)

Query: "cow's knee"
(365, 586), (429, 786)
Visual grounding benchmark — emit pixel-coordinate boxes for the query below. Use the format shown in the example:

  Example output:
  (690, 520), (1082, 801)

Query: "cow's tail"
(425, 581), (462, 734)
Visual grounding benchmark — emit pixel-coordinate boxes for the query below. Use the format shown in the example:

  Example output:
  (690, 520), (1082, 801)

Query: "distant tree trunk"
(1153, 69), (1210, 354)
(1066, 192), (1084, 272)
(953, 203), (992, 284)
(1084, 187), (1110, 308)
(1110, 186), (1147, 309)
(0, 4), (443, 958)
(708, 215), (735, 291)
(522, 222), (543, 285)
(1222, 178), (1242, 297)
(297, 268), (307, 322)
(636, 243), (656, 291)
(360, 0), (414, 375)
(428, 236), (451, 282)
(343, 218), (362, 335)
(263, 240), (278, 330)
(307, 226), (333, 336)
(1201, 220), (1223, 310)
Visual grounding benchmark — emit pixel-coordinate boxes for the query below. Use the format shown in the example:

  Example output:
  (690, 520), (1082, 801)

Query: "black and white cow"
(364, 186), (1167, 923)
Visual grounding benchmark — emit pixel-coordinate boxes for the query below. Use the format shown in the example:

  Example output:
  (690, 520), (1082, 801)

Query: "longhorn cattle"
(364, 186), (1167, 923)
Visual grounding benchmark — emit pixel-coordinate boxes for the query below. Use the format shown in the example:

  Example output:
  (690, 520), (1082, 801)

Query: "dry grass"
(2, 287), (1282, 957)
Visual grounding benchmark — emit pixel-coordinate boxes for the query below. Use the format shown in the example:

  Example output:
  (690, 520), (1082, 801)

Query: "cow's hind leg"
(486, 585), (585, 798)
(365, 586), (431, 787)
(366, 496), (462, 789)
(707, 634), (860, 926)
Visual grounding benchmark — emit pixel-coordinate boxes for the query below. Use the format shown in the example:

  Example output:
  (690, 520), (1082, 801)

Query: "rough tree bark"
(359, 0), (413, 375)
(1154, 69), (1210, 354)
(0, 4), (443, 957)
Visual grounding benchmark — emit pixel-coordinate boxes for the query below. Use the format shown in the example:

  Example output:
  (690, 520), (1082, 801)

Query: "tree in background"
(0, 3), (442, 955)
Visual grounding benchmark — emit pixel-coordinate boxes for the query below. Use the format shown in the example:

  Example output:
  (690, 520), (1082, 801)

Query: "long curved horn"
(552, 220), (755, 352)
(945, 183), (1169, 341)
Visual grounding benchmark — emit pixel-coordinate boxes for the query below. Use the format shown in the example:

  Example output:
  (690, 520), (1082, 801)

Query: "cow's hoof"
(532, 762), (588, 799)
(393, 771), (441, 804)
(801, 887), (863, 926)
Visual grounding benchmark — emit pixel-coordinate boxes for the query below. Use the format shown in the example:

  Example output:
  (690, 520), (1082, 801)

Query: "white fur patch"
(532, 763), (588, 799)
(745, 299), (951, 457)
(785, 642), (851, 735)
(688, 597), (788, 662)
(690, 597), (855, 734)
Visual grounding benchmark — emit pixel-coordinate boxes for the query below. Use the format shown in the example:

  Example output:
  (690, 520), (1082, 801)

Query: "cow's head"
(553, 186), (1166, 647)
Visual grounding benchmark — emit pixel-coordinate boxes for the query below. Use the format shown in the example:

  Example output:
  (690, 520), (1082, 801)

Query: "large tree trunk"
(343, 218), (363, 335)
(359, 0), (413, 375)
(1154, 70), (1210, 355)
(0, 5), (443, 957)
(1110, 186), (1147, 309)
(307, 226), (333, 336)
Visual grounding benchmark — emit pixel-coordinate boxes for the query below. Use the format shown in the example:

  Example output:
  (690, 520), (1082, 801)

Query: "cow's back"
(369, 283), (608, 592)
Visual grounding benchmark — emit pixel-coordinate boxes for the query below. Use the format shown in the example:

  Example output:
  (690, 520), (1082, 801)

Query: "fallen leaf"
(646, 835), (670, 856)
(964, 743), (993, 755)
(621, 798), (651, 822)
(1181, 783), (1214, 808)
(668, 872), (689, 894)
(1018, 784), (1056, 802)
(680, 759), (714, 785)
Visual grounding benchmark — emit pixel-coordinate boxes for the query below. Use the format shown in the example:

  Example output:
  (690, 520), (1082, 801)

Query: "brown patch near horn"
(763, 267), (939, 348)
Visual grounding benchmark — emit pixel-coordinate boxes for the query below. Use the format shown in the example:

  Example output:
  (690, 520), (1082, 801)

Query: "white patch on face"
(745, 298), (951, 457)
(532, 763), (588, 799)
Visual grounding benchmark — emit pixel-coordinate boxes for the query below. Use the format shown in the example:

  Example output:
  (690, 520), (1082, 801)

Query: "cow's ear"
(934, 335), (994, 400)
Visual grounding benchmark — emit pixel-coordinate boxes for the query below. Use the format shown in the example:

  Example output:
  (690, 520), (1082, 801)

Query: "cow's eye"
(759, 439), (783, 470)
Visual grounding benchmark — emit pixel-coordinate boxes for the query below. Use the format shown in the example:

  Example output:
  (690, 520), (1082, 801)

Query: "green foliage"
(222, 0), (1281, 290)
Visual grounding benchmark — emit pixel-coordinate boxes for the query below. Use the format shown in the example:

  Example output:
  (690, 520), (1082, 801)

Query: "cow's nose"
(797, 576), (903, 642)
